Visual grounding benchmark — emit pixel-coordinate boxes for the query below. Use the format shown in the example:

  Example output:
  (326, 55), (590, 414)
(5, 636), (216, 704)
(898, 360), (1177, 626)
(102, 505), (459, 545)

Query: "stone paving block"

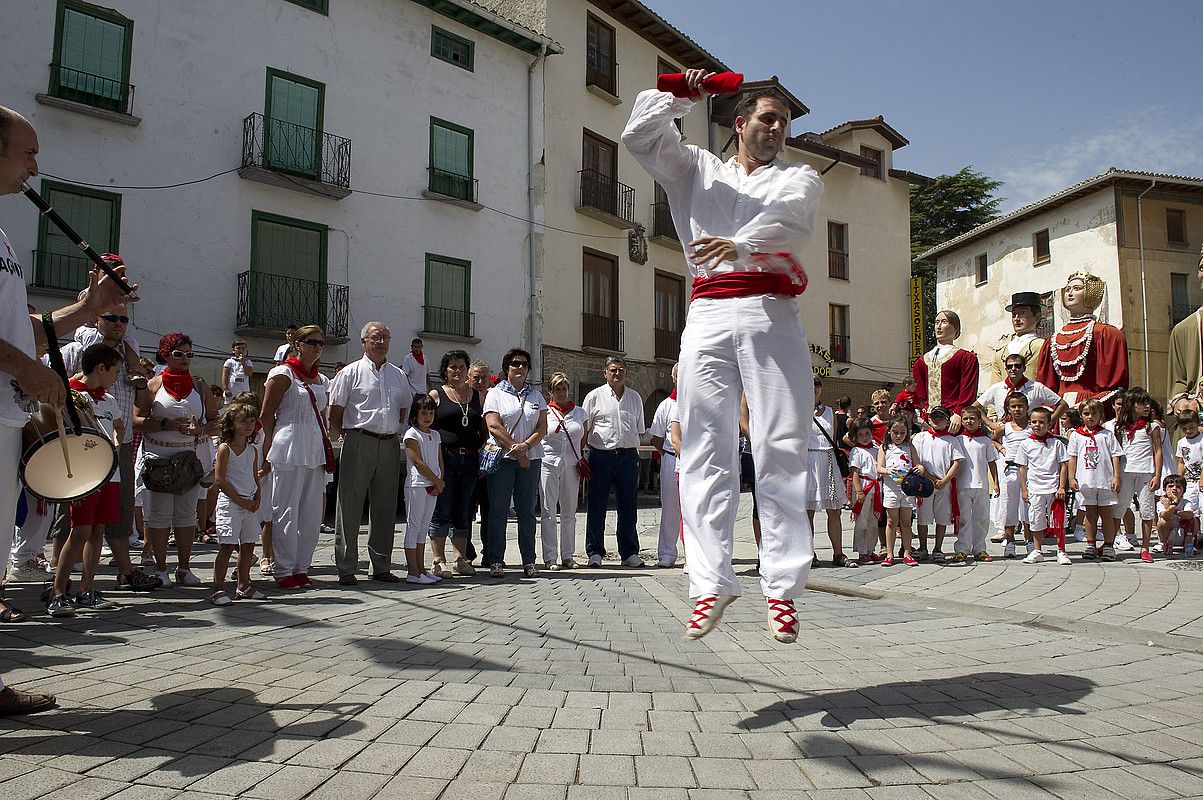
(863, 786), (940, 800)
(427, 722), (493, 750)
(516, 753), (580, 784)
(239, 765), (336, 800)
(536, 728), (592, 754)
(28, 775), (128, 800)
(377, 719), (442, 746)
(297, 769), (390, 800)
(919, 783), (999, 800)
(454, 703), (514, 727)
(482, 725), (542, 753)
(138, 754), (234, 789)
(440, 781), (509, 800)
(973, 778), (1064, 800)
(640, 730), (697, 757)
(689, 732), (753, 759)
(796, 757), (873, 789)
(739, 732), (803, 759)
(185, 759), (283, 796)
(743, 759), (815, 791)
(462, 749), (526, 784)
(102, 786), (182, 800)
(397, 746), (472, 779)
(503, 785), (568, 800)
(1079, 767), (1180, 800)
(553, 707), (604, 729)
(377, 775), (448, 800)
(634, 755), (697, 788)
(689, 757), (756, 790)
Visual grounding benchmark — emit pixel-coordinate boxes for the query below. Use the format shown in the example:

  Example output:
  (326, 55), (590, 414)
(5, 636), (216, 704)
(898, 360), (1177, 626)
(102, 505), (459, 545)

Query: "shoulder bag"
(814, 415), (851, 478)
(550, 406), (591, 480)
(480, 399), (524, 476)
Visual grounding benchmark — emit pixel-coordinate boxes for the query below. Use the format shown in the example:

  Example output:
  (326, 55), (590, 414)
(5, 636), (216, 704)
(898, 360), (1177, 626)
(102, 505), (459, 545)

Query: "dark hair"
(734, 90), (788, 127)
(409, 393), (438, 425)
(285, 324), (297, 332)
(936, 309), (962, 337)
(1004, 353), (1028, 367)
(813, 377), (823, 389)
(1118, 386), (1154, 431)
(231, 391), (261, 410)
(81, 343), (121, 375)
(849, 416), (874, 439)
(1065, 407), (1082, 428)
(411, 338), (423, 347)
(219, 402), (258, 444)
(837, 396), (851, 411)
(1029, 406), (1053, 422)
(501, 347), (532, 373)
(439, 349), (471, 380)
(887, 413), (912, 438)
(1004, 391), (1029, 409)
(1177, 409), (1200, 426)
(961, 404), (984, 419)
(1164, 474), (1188, 491)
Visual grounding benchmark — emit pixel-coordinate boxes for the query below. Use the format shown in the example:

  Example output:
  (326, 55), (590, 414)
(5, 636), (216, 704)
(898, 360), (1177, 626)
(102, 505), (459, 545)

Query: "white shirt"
(1068, 428), (1122, 490)
(327, 355), (409, 436)
(977, 378), (1061, 418)
(583, 384), (645, 450)
(1177, 432), (1203, 481)
(89, 392), (121, 483)
(543, 404), (587, 467)
(958, 433), (999, 490)
(404, 426), (442, 487)
(401, 352), (427, 395)
(648, 396), (677, 455)
(1006, 332), (1037, 356)
(849, 445), (879, 480)
(622, 90), (822, 278)
(265, 365), (330, 467)
(273, 342), (291, 363)
(1115, 422), (1159, 474)
(883, 443), (915, 487)
(912, 430), (965, 479)
(220, 441), (260, 497)
(1015, 437), (1069, 494)
(1001, 421), (1032, 467)
(224, 356), (253, 397)
(484, 386), (546, 459)
(0, 228), (35, 427)
(810, 406), (838, 451)
(62, 339), (138, 445)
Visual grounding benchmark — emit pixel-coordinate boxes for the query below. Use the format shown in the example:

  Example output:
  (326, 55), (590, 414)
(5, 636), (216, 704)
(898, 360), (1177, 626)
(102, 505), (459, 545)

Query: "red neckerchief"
(1005, 376), (1028, 390)
(160, 369), (194, 401)
(930, 428), (954, 437)
(284, 357), (319, 381)
(68, 378), (106, 403)
(669, 388), (677, 400)
(549, 400), (576, 413)
(1118, 418), (1147, 442)
(1076, 425), (1103, 438)
(413, 352), (425, 365)
(1029, 432), (1053, 444)
(962, 428), (991, 438)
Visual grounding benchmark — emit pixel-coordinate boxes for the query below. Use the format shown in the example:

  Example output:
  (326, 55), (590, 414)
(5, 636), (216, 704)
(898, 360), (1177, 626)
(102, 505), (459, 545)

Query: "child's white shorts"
(1078, 486), (1118, 507)
(216, 497), (261, 545)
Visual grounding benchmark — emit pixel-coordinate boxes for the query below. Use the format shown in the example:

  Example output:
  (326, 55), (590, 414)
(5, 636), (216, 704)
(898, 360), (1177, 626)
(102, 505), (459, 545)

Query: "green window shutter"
(265, 69), (325, 178)
(250, 212), (328, 332)
(424, 255), (471, 337)
(35, 181), (120, 292)
(53, 2), (132, 112)
(429, 118), (474, 200)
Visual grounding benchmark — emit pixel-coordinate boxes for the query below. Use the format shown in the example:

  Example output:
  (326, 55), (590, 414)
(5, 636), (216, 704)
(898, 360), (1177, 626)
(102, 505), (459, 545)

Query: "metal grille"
(579, 170), (635, 224)
(49, 63), (134, 114)
(583, 313), (624, 352)
(237, 271), (348, 339)
(423, 305), (475, 338)
(242, 113), (351, 189)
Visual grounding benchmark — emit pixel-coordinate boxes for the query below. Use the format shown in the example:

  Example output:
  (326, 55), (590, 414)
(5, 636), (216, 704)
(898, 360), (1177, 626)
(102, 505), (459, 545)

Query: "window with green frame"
(424, 255), (472, 337)
(264, 68), (325, 180)
(431, 26), (474, 71)
(284, 0), (329, 13)
(50, 0), (134, 114)
(249, 211), (329, 330)
(35, 181), (120, 292)
(429, 118), (474, 201)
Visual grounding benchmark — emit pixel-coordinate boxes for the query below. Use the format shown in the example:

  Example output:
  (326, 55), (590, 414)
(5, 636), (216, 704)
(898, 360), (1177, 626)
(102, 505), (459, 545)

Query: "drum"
(19, 393), (117, 503)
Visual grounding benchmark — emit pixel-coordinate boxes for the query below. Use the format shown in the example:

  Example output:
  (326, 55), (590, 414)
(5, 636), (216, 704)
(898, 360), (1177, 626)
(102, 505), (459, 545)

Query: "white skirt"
(804, 449), (848, 511)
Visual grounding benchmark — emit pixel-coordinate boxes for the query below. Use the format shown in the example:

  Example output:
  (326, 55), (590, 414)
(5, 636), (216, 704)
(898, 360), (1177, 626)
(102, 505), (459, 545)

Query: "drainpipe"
(527, 46), (547, 381)
(1137, 180), (1156, 387)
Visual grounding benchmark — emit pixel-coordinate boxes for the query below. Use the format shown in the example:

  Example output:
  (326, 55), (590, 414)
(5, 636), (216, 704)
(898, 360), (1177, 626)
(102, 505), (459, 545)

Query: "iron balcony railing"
(828, 250), (849, 280)
(830, 334), (851, 363)
(651, 201), (677, 241)
(428, 167), (478, 203)
(48, 63), (134, 115)
(423, 305), (475, 339)
(237, 271), (349, 339)
(586, 58), (618, 96)
(32, 250), (90, 293)
(654, 327), (681, 361)
(1172, 302), (1194, 327)
(578, 169), (635, 225)
(583, 313), (624, 352)
(242, 112), (351, 189)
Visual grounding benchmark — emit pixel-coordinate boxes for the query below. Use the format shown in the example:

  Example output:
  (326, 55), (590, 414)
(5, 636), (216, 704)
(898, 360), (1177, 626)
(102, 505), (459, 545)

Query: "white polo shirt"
(978, 378), (1061, 418)
(583, 383), (645, 450)
(958, 432), (999, 491)
(327, 355), (409, 436)
(648, 396), (676, 455)
(1015, 436), (1069, 494)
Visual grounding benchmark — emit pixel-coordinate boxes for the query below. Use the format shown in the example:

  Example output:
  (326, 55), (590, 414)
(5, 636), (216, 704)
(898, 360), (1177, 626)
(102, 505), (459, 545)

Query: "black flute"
(20, 181), (135, 295)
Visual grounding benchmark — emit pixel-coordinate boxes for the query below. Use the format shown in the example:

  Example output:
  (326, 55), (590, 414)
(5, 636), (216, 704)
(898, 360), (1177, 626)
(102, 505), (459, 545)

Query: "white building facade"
(2, 0), (557, 385)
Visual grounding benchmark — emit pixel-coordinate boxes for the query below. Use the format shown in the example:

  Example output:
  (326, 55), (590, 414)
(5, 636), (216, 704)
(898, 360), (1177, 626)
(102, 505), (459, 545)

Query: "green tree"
(909, 167), (1004, 353)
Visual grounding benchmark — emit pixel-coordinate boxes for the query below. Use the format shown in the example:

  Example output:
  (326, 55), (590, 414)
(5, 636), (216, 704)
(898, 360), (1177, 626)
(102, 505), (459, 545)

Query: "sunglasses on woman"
(301, 339), (326, 348)
(170, 350), (194, 359)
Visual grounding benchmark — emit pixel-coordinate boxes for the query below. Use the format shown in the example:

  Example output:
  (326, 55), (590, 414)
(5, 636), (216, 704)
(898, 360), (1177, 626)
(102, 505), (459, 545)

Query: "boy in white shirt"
(1156, 475), (1194, 557)
(1067, 398), (1123, 561)
(953, 405), (998, 562)
(1175, 409), (1203, 517)
(847, 418), (881, 564)
(910, 406), (964, 563)
(994, 392), (1033, 558)
(1016, 407), (1070, 565)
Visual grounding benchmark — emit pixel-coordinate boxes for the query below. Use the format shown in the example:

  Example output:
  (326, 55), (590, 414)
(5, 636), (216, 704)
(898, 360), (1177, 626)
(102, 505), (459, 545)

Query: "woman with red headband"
(134, 332), (220, 587)
(259, 324), (332, 589)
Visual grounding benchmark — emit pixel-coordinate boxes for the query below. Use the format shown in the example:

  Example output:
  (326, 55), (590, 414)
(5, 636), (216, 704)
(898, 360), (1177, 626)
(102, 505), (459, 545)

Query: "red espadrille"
(767, 598), (798, 643)
(683, 595), (736, 641)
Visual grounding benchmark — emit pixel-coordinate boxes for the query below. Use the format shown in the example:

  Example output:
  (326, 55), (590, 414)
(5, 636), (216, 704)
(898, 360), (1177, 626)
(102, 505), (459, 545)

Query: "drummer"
(0, 105), (136, 715)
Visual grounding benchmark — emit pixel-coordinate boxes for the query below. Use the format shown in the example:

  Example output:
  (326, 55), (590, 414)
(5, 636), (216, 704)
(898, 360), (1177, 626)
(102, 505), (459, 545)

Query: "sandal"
(235, 586), (269, 601)
(208, 591), (232, 606)
(832, 553), (859, 568)
(0, 599), (28, 624)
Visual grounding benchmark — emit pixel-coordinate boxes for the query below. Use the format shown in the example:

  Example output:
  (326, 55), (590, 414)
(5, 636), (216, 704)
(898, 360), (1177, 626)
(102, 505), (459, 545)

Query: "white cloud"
(995, 108), (1203, 212)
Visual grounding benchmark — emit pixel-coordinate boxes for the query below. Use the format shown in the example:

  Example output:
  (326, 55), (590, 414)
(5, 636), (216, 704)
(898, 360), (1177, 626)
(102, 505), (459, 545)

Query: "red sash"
(691, 270), (804, 301)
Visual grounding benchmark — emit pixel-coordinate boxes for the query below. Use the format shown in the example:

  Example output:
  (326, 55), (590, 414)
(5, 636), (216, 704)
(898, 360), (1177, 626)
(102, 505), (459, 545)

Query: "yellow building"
(921, 169), (1203, 402)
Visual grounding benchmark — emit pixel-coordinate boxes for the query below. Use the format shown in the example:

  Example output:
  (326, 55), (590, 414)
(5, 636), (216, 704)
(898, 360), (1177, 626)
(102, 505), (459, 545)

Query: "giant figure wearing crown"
(1036, 271), (1129, 411)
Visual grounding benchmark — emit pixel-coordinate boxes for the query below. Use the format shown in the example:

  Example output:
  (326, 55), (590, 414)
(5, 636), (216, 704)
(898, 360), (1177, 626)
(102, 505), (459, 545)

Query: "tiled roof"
(818, 116), (908, 150)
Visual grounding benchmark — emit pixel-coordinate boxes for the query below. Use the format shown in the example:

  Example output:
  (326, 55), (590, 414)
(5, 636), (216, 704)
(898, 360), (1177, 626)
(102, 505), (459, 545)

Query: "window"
(284, 0), (328, 13)
(581, 130), (620, 216)
(1036, 291), (1056, 341)
(586, 14), (617, 96)
(583, 250), (620, 350)
(1172, 273), (1192, 326)
(1167, 209), (1187, 245)
(432, 26), (473, 71)
(828, 221), (849, 280)
(429, 117), (475, 201)
(859, 146), (882, 179)
(652, 183), (675, 240)
(425, 254), (472, 337)
(1033, 228), (1051, 265)
(829, 305), (850, 363)
(35, 180), (120, 292)
(264, 69), (325, 179)
(975, 253), (988, 285)
(654, 272), (685, 360)
(50, 0), (134, 114)
(249, 211), (329, 330)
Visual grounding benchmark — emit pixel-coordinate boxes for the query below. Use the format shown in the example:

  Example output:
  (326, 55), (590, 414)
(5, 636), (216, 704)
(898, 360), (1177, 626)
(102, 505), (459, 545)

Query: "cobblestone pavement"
(3, 496), (1203, 799)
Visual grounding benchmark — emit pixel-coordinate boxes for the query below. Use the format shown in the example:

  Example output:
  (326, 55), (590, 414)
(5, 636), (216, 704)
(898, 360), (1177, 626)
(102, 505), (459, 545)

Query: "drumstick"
(53, 406), (74, 479)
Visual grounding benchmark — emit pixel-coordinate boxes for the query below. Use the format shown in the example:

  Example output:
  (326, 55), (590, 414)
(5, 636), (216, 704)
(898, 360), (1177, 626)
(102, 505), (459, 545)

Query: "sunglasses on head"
(100, 314), (130, 324)
(170, 350), (194, 359)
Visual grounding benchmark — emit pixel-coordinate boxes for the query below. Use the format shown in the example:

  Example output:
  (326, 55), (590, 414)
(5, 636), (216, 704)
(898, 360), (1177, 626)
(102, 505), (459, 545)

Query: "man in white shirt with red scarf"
(623, 70), (822, 643)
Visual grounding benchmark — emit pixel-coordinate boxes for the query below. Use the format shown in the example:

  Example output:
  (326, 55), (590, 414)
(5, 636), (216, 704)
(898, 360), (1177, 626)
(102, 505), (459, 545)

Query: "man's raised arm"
(621, 88), (698, 186)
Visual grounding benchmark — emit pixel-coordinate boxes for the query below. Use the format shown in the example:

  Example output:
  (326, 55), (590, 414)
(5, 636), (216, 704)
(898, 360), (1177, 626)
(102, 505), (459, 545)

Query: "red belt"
(691, 269), (805, 301)
(852, 477), (883, 518)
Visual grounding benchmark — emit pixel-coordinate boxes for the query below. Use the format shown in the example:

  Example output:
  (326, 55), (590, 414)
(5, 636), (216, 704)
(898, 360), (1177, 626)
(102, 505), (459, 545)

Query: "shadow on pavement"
(740, 672), (1097, 730)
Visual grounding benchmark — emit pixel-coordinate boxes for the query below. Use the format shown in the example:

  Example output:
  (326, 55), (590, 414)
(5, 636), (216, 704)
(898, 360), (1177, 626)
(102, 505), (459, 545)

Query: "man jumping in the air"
(622, 70), (823, 642)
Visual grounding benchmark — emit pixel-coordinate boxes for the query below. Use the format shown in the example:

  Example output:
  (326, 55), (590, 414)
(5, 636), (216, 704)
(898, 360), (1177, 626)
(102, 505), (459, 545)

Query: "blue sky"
(645, 0), (1203, 210)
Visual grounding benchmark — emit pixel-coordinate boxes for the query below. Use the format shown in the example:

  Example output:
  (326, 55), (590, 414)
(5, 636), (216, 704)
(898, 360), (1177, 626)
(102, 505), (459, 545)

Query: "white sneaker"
(587, 554), (603, 568)
(1151, 542), (1165, 554)
(1003, 541), (1016, 559)
(405, 573), (439, 585)
(175, 568), (203, 586)
(1074, 527), (1087, 543)
(622, 554), (644, 568)
(1022, 549), (1044, 564)
(156, 570), (173, 586)
(1024, 541), (1035, 556)
(1056, 550), (1072, 566)
(422, 571), (443, 582)
(1114, 533), (1135, 552)
(8, 560), (47, 582)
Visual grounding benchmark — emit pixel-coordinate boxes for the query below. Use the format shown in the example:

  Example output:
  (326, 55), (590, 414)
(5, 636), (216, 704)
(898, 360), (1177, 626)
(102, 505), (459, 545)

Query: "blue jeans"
(429, 449), (479, 539)
(485, 457), (540, 566)
(585, 448), (640, 559)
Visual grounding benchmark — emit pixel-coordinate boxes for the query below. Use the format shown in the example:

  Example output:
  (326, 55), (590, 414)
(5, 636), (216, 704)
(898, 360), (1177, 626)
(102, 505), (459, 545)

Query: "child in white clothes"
(404, 395), (445, 585)
(1015, 407), (1070, 565)
(910, 406), (964, 563)
(211, 403), (263, 605)
(993, 392), (1032, 559)
(1067, 398), (1123, 561)
(1156, 475), (1194, 557)
(1112, 388), (1163, 559)
(953, 405), (998, 562)
(877, 416), (925, 566)
(1174, 409), (1203, 522)
(847, 418), (881, 565)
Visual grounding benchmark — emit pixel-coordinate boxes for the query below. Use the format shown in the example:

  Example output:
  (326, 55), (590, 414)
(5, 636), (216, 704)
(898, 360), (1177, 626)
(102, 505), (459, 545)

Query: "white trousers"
(852, 506), (879, 557)
(916, 484), (954, 526)
(405, 485), (436, 549)
(678, 295), (814, 600)
(11, 490), (53, 565)
(956, 488), (990, 554)
(539, 458), (579, 563)
(998, 468), (1028, 527)
(657, 453), (681, 564)
(1114, 471), (1155, 521)
(271, 464), (325, 577)
(1, 425), (21, 585)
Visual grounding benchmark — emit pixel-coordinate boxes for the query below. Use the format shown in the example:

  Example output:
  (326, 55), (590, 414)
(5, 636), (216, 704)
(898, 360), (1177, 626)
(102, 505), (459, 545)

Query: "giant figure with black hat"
(988, 291), (1047, 386)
